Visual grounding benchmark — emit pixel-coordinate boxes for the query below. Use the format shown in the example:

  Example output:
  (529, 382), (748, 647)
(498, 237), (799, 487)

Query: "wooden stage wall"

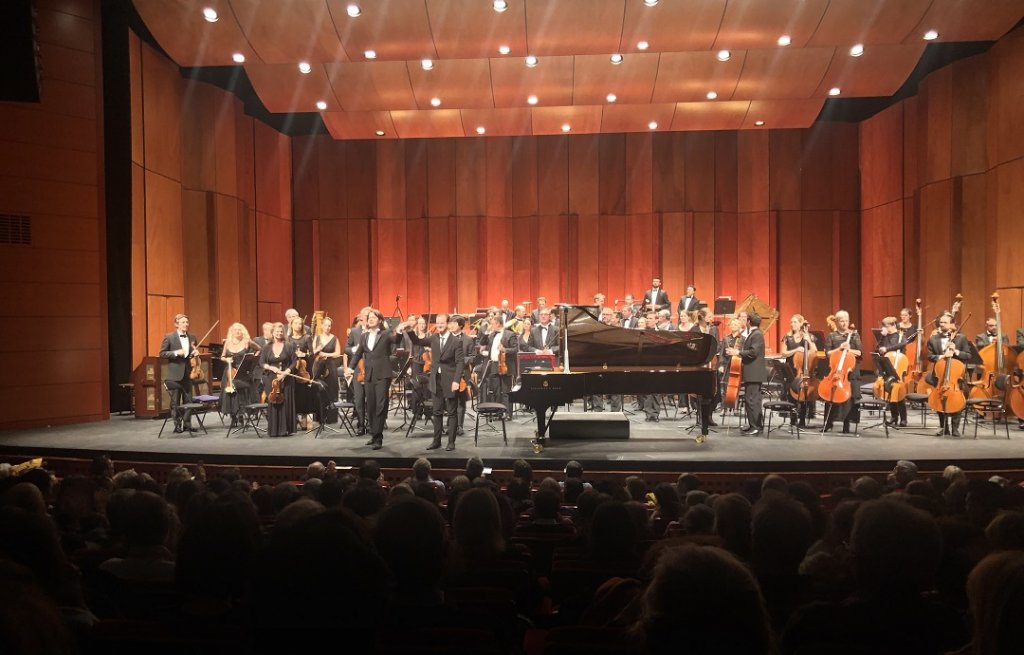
(292, 124), (861, 348)
(860, 28), (1024, 356)
(129, 37), (293, 369)
(0, 0), (107, 429)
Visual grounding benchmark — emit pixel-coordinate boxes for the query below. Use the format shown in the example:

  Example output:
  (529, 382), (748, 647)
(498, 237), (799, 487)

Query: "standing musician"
(531, 297), (548, 324)
(478, 315), (519, 418)
(644, 277), (670, 313)
(405, 313), (467, 451)
(346, 308), (369, 435)
(780, 314), (818, 428)
(287, 315), (315, 430)
(408, 316), (432, 422)
(823, 310), (863, 433)
(284, 308), (311, 335)
(975, 317), (1008, 350)
(677, 284), (701, 315)
(927, 312), (971, 437)
(727, 313), (766, 435)
(251, 321), (274, 396)
(219, 323), (258, 428)
(533, 308), (560, 354)
(876, 316), (909, 428)
(623, 294), (638, 314)
(311, 316), (342, 425)
(259, 322), (296, 437)
(159, 314), (198, 434)
(518, 317), (536, 352)
(498, 300), (512, 324)
(450, 315), (471, 435)
(347, 309), (412, 450)
(620, 303), (638, 329)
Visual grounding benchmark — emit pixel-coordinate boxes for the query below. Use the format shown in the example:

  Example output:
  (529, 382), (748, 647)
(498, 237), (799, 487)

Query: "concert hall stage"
(2, 404), (1022, 474)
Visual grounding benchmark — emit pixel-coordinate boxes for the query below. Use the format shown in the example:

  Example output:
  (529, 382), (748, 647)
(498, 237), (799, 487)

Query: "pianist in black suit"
(349, 310), (413, 450)
(728, 312), (766, 434)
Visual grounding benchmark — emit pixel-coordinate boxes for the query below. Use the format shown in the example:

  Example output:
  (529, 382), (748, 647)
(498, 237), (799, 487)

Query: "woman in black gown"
(220, 322), (258, 427)
(311, 316), (342, 424)
(287, 316), (314, 429)
(259, 322), (296, 437)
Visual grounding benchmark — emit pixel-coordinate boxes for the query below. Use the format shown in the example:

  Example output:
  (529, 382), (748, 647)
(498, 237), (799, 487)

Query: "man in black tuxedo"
(158, 314), (197, 433)
(620, 304), (638, 329)
(532, 308), (560, 353)
(349, 309), (411, 450)
(927, 312), (972, 437)
(974, 317), (1008, 351)
(644, 277), (670, 313)
(346, 308), (368, 434)
(677, 284), (701, 315)
(728, 312), (766, 435)
(478, 316), (519, 417)
(406, 313), (467, 451)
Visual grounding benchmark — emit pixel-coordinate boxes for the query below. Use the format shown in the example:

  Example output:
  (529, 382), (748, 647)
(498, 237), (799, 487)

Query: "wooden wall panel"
(625, 134), (653, 215)
(575, 215), (600, 300)
(691, 213), (716, 306)
(714, 133), (738, 213)
(376, 139), (406, 219)
(600, 215), (627, 303)
(131, 164), (147, 367)
(317, 221), (351, 322)
(660, 212), (687, 308)
(254, 122), (292, 220)
(292, 136), (320, 220)
(800, 211), (833, 328)
(919, 180), (954, 310)
(958, 174), (989, 310)
(921, 65), (953, 187)
(994, 158), (1024, 288)
(537, 215), (569, 302)
(405, 139), (429, 218)
(568, 135), (599, 215)
(347, 140), (377, 218)
(427, 139), (456, 218)
(950, 55), (988, 178)
(317, 140), (347, 219)
(737, 132), (769, 213)
(651, 133), (684, 212)
(684, 133), (716, 212)
(599, 134), (626, 216)
(144, 171), (184, 296)
(485, 138), (513, 217)
(180, 81), (217, 192)
(537, 137), (569, 216)
(454, 216), (479, 312)
(374, 219), (408, 307)
(512, 217), (537, 306)
(455, 139), (486, 216)
(769, 130), (802, 210)
(776, 211), (802, 331)
(481, 217), (512, 303)
(715, 212), (738, 299)
(859, 104), (903, 210)
(510, 137), (539, 217)
(140, 44), (181, 181)
(181, 190), (213, 332)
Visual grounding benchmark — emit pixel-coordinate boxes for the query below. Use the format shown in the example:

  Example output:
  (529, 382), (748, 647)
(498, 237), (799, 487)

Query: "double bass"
(723, 330), (744, 410)
(906, 299), (927, 394)
(978, 292), (1015, 397)
(927, 314), (972, 417)
(818, 315), (857, 405)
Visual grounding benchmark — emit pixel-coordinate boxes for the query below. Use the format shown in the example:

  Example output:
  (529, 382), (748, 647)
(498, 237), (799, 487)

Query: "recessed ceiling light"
(636, 40), (649, 51)
(525, 55), (538, 67)
(648, 121), (658, 130)
(754, 120), (765, 127)
(421, 58), (433, 70)
(493, 0), (508, 13)
(561, 124), (571, 132)
(777, 34), (791, 46)
(375, 130), (385, 136)
(850, 43), (865, 57)
(346, 4), (361, 17)
(606, 93), (617, 103)
(298, 61), (312, 74)
(202, 7), (218, 23)
(716, 50), (731, 62)
(923, 29), (939, 41)
(364, 49), (377, 59)
(643, 0), (658, 6)
(476, 126), (486, 135)
(430, 97), (442, 107)
(498, 45), (511, 55)
(706, 90), (718, 100)
(316, 100), (327, 110)
(527, 94), (538, 105)
(610, 53), (624, 65)
(828, 87), (841, 96)
(232, 52), (245, 63)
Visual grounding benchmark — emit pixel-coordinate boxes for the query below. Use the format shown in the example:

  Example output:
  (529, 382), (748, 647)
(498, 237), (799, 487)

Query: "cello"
(915, 294), (962, 397)
(818, 315), (857, 406)
(905, 299), (927, 394)
(723, 329), (744, 410)
(927, 314), (972, 417)
(788, 323), (819, 403)
(872, 320), (910, 403)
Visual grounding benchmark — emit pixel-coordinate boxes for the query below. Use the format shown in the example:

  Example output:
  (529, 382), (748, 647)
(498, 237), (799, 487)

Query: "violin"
(295, 357), (311, 381)
(188, 320), (221, 381)
(817, 315), (857, 405)
(927, 314), (972, 416)
(498, 349), (508, 376)
(422, 347), (432, 374)
(723, 332), (744, 410)
(268, 377), (284, 404)
(357, 359), (365, 383)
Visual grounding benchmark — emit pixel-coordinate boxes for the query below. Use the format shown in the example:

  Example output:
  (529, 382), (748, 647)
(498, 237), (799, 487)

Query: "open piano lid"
(560, 306), (718, 369)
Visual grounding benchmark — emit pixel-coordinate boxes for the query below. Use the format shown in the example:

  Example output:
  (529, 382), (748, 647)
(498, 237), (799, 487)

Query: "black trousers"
(744, 381), (763, 430)
(889, 400), (908, 423)
(364, 377), (390, 442)
(352, 379), (366, 427)
(431, 391), (459, 446)
(165, 377), (193, 427)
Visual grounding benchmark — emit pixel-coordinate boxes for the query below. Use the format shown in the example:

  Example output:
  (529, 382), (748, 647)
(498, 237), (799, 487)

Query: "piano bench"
(474, 403), (508, 447)
(763, 401), (798, 440)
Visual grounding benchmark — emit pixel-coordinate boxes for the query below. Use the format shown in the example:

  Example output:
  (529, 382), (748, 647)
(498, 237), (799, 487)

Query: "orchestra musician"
(449, 315), (471, 435)
(346, 308), (369, 435)
(478, 315), (519, 418)
(876, 316), (909, 428)
(287, 315), (315, 430)
(348, 309), (412, 450)
(498, 299), (512, 324)
(311, 316), (342, 424)
(780, 314), (818, 428)
(533, 308), (560, 354)
(593, 293), (607, 315)
(975, 317), (1008, 350)
(408, 316), (431, 421)
(518, 317), (536, 352)
(620, 303), (638, 329)
(284, 308), (311, 335)
(727, 313), (766, 435)
(823, 310), (863, 433)
(695, 308), (719, 341)
(405, 313), (466, 451)
(677, 285), (700, 315)
(259, 322), (296, 437)
(531, 297), (548, 324)
(159, 314), (198, 434)
(678, 310), (697, 332)
(623, 294), (638, 314)
(219, 322), (257, 428)
(896, 307), (918, 342)
(251, 321), (273, 395)
(654, 310), (676, 331)
(636, 316), (649, 329)
(644, 277), (670, 313)
(927, 312), (971, 437)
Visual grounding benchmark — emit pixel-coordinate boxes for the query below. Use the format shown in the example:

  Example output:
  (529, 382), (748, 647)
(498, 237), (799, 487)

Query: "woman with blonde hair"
(220, 323), (257, 427)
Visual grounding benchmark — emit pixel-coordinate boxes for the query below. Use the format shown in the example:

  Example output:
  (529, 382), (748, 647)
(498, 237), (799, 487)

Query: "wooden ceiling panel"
(489, 55), (574, 107)
(230, 0), (348, 64)
(572, 53), (660, 105)
(714, 0), (831, 50)
(327, 0), (436, 61)
(813, 44), (926, 98)
(324, 61), (417, 111)
(907, 0), (1024, 44)
(133, 0), (259, 66)
(807, 0), (932, 47)
(732, 48), (834, 100)
(671, 101), (750, 131)
(426, 0), (529, 59)
(245, 63), (341, 114)
(524, 0), (624, 56)
(531, 105), (603, 135)
(741, 99), (825, 129)
(459, 108), (533, 137)
(322, 111), (396, 139)
(406, 58), (494, 109)
(601, 103), (676, 133)
(619, 0), (726, 53)
(651, 51), (746, 103)
(390, 109), (466, 138)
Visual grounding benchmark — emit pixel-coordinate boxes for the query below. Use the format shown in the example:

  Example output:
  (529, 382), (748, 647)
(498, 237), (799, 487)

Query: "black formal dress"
(478, 329), (519, 417)
(783, 333), (818, 425)
(259, 342), (297, 437)
(219, 344), (256, 423)
(311, 334), (341, 423)
(287, 334), (314, 417)
(159, 330), (197, 430)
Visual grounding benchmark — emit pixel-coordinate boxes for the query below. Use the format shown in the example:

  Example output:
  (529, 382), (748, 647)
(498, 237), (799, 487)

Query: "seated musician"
(620, 303), (638, 329)
(654, 310), (677, 331)
(876, 316), (909, 428)
(780, 314), (818, 428)
(975, 317), (1008, 350)
(695, 308), (719, 340)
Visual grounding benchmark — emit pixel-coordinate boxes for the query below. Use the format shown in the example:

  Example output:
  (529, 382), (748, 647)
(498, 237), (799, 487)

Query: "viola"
(817, 316), (857, 405)
(723, 333), (744, 409)
(422, 347), (432, 374)
(268, 377), (285, 404)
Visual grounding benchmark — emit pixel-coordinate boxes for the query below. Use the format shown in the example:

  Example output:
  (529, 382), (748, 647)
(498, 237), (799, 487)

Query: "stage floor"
(2, 403), (1022, 472)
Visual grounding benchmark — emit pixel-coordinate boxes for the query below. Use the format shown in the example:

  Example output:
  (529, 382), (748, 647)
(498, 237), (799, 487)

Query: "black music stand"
(714, 298), (736, 315)
(389, 353), (416, 431)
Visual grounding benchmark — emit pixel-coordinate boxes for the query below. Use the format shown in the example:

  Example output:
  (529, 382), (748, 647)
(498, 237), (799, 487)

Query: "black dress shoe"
(371, 441), (383, 450)
(952, 428), (961, 437)
(708, 419), (718, 427)
(445, 442), (456, 451)
(356, 427), (368, 436)
(823, 424), (834, 432)
(173, 426), (183, 434)
(457, 428), (464, 436)
(426, 441), (442, 450)
(365, 438), (376, 446)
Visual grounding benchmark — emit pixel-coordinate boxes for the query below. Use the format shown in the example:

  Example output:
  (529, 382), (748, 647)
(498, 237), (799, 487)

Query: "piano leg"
(696, 397), (712, 444)
(532, 404), (556, 453)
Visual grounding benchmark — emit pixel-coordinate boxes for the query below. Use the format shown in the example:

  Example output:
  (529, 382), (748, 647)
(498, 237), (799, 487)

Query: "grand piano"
(510, 307), (719, 449)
